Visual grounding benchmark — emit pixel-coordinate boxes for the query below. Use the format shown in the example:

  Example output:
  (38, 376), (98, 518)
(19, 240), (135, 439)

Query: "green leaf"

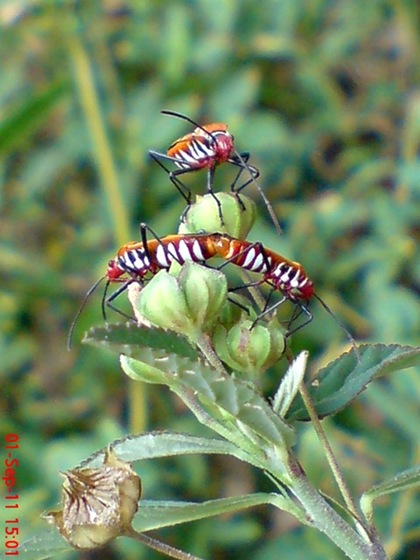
(84, 322), (199, 359)
(120, 351), (295, 451)
(0, 81), (68, 155)
(15, 493), (305, 560)
(360, 465), (420, 523)
(133, 493), (286, 531)
(287, 344), (420, 421)
(272, 351), (308, 416)
(1, 528), (69, 560)
(76, 431), (257, 469)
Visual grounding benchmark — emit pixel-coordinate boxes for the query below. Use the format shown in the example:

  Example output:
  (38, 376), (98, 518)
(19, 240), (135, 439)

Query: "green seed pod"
(217, 293), (257, 331)
(179, 261), (228, 331)
(213, 317), (286, 377)
(136, 262), (228, 343)
(179, 192), (256, 239)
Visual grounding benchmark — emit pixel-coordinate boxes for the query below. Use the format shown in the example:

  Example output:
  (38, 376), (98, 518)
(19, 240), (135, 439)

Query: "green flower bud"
(217, 293), (258, 331)
(179, 261), (228, 331)
(179, 192), (256, 239)
(213, 317), (286, 377)
(43, 448), (141, 549)
(136, 262), (228, 343)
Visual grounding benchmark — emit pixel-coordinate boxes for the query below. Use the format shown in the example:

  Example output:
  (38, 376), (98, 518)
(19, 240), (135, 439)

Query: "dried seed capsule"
(43, 448), (141, 549)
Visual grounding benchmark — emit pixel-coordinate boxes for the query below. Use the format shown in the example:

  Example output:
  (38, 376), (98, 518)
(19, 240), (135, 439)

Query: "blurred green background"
(0, 1), (419, 559)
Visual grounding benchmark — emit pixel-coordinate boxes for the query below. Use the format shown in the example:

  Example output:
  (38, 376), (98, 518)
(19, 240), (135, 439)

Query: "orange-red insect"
(210, 235), (357, 348)
(149, 111), (282, 233)
(67, 226), (217, 349)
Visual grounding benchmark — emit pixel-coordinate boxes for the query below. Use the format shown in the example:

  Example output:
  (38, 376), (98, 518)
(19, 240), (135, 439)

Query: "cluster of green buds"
(131, 191), (286, 378)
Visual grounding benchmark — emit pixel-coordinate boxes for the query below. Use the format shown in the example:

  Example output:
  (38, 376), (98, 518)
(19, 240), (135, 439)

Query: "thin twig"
(124, 526), (205, 560)
(298, 380), (363, 526)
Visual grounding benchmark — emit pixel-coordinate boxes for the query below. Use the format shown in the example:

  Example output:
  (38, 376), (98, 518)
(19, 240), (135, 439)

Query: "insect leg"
(104, 279), (138, 321)
(231, 151), (282, 236)
(149, 151), (192, 204)
(205, 166), (225, 226)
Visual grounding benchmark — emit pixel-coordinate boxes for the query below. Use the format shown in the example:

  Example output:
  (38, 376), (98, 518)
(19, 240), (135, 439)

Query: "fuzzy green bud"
(217, 293), (257, 331)
(213, 317), (286, 377)
(179, 192), (256, 239)
(136, 262), (228, 343)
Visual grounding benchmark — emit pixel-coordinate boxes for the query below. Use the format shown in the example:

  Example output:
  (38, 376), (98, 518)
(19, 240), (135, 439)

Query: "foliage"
(0, 1), (419, 559)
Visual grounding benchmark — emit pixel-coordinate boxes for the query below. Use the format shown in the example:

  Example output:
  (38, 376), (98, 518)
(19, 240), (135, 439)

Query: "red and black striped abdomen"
(107, 235), (218, 283)
(207, 235), (314, 302)
(149, 234), (217, 267)
(263, 247), (314, 301)
(167, 124), (234, 171)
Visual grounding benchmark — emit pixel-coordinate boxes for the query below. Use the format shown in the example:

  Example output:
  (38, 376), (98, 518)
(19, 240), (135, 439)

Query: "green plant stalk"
(124, 526), (204, 560)
(66, 28), (146, 434)
(178, 337), (386, 559)
(164, 336), (386, 558)
(66, 35), (130, 244)
(171, 380), (387, 559)
(196, 333), (230, 378)
(298, 380), (363, 525)
(269, 451), (387, 560)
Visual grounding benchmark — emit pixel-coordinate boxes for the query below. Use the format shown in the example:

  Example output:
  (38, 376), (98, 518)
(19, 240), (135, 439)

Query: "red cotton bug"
(67, 225), (220, 350)
(205, 234), (359, 355)
(149, 110), (282, 234)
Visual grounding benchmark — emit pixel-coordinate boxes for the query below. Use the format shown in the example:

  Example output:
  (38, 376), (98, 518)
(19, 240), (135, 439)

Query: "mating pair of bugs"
(68, 111), (357, 354)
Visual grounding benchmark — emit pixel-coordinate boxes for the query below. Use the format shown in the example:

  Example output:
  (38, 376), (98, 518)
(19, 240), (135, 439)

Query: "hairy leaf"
(120, 352), (295, 450)
(84, 322), (199, 359)
(133, 493), (292, 531)
(76, 432), (259, 469)
(287, 344), (420, 420)
(3, 529), (69, 560)
(272, 351), (308, 416)
(361, 465), (420, 523)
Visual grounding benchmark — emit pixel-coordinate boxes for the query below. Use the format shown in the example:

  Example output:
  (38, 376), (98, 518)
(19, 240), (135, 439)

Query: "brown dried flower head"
(43, 447), (141, 549)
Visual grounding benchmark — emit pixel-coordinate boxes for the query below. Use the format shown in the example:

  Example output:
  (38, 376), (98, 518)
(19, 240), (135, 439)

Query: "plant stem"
(298, 380), (363, 525)
(268, 451), (387, 560)
(125, 526), (205, 560)
(196, 333), (229, 378)
(66, 33), (129, 244)
(174, 385), (266, 463)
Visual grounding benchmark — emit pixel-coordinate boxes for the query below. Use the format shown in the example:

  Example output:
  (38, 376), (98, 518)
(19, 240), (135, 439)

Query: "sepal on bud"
(135, 262), (228, 343)
(213, 317), (286, 377)
(179, 192), (256, 239)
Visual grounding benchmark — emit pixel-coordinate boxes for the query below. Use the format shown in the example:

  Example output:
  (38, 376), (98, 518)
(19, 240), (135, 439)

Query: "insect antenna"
(313, 293), (361, 362)
(160, 110), (220, 144)
(67, 275), (106, 351)
(101, 278), (111, 320)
